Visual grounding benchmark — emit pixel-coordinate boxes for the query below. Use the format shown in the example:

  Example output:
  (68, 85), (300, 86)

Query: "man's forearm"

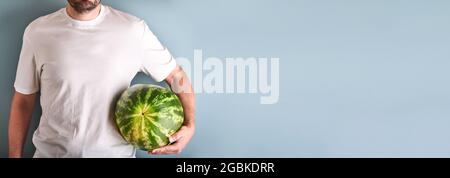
(150, 66), (196, 154)
(176, 88), (195, 127)
(8, 92), (36, 158)
(166, 66), (196, 127)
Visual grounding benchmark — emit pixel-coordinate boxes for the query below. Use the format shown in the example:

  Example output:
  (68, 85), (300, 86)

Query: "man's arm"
(8, 91), (37, 158)
(150, 65), (196, 155)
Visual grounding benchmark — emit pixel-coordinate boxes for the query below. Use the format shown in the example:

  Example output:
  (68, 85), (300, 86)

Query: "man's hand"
(150, 65), (195, 155)
(150, 125), (195, 155)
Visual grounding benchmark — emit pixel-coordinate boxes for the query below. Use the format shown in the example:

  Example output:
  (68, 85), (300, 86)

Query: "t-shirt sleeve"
(14, 33), (40, 95)
(139, 22), (177, 82)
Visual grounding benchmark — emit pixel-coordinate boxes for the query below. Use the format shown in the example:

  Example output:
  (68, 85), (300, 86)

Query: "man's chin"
(69, 0), (100, 13)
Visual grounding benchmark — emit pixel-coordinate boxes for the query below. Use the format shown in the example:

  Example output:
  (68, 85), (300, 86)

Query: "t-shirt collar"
(63, 5), (106, 28)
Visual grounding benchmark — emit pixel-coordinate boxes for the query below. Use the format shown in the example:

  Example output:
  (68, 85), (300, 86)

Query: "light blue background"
(1, 0), (450, 158)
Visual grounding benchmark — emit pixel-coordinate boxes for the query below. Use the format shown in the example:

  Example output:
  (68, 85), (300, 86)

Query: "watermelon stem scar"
(139, 104), (151, 117)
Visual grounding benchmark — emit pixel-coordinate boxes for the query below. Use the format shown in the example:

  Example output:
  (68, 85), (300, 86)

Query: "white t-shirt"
(14, 5), (177, 158)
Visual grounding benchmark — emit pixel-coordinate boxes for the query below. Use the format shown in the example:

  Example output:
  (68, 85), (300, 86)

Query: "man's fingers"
(169, 127), (186, 143)
(148, 126), (194, 155)
(151, 143), (183, 155)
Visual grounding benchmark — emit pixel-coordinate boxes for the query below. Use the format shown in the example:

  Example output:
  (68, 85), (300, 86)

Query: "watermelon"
(114, 84), (184, 151)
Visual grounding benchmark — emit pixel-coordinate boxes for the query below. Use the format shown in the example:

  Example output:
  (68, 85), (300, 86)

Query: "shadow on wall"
(0, 0), (65, 158)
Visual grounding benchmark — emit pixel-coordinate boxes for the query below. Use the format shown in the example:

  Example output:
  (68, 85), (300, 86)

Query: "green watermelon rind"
(114, 84), (184, 151)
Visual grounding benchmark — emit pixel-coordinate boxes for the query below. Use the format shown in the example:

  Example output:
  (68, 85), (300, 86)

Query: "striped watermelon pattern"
(115, 84), (184, 150)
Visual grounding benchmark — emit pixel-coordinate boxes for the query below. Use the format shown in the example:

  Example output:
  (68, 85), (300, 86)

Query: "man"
(8, 0), (195, 158)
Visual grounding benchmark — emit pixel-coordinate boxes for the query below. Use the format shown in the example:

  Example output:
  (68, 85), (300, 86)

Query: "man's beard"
(68, 0), (101, 14)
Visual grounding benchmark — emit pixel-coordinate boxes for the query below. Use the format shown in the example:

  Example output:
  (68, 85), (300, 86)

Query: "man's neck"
(66, 4), (102, 21)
